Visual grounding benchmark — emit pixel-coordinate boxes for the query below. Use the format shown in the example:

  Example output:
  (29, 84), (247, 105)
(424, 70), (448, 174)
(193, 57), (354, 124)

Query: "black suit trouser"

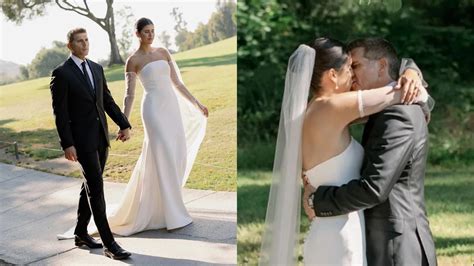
(73, 133), (114, 247)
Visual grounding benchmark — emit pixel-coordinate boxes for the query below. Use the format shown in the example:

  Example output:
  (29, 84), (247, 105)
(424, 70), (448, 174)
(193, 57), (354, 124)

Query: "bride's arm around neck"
(311, 86), (402, 129)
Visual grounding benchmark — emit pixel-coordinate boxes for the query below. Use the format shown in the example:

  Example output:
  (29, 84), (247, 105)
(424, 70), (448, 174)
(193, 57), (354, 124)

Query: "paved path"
(0, 163), (236, 265)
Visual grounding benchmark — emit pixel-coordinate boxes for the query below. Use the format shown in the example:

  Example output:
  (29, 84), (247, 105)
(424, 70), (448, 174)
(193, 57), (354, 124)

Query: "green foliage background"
(237, 0), (474, 167)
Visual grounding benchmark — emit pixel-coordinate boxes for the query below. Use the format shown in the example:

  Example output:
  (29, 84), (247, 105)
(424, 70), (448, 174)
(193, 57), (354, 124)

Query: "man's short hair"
(348, 38), (400, 80)
(67, 28), (87, 43)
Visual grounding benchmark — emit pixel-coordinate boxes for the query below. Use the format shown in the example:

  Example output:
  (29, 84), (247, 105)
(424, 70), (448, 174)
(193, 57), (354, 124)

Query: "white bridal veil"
(259, 44), (315, 265)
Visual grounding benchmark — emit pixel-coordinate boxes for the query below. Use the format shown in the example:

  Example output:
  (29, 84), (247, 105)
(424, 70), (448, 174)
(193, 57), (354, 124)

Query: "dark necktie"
(81, 61), (95, 95)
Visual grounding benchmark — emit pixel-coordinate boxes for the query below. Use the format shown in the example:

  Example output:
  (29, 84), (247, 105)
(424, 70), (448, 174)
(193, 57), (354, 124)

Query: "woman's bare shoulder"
(126, 53), (141, 72)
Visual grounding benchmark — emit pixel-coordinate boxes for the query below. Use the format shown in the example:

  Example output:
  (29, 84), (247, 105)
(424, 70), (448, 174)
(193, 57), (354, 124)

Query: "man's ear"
(378, 58), (388, 77)
(66, 42), (72, 51)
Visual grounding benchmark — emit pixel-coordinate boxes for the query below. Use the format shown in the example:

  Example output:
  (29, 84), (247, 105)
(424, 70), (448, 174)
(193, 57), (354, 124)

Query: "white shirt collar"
(70, 54), (87, 68)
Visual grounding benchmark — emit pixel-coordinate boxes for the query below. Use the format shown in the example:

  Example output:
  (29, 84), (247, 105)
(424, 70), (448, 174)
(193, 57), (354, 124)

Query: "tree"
(157, 31), (172, 49)
(28, 41), (69, 78)
(1, 0), (124, 65)
(19, 65), (29, 80)
(206, 1), (237, 44)
(215, 0), (237, 39)
(170, 7), (189, 51)
(115, 5), (135, 59)
(170, 7), (188, 33)
(194, 22), (211, 46)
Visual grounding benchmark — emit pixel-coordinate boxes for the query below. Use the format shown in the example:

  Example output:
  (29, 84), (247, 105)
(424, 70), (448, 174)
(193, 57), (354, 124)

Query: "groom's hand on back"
(303, 181), (317, 221)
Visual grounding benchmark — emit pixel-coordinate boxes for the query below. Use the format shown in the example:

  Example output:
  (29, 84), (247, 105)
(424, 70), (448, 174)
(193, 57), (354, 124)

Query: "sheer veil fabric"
(169, 60), (208, 185)
(259, 45), (315, 265)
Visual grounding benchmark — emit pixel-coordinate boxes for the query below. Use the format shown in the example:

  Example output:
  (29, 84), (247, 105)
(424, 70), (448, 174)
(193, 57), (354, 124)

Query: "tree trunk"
(107, 28), (124, 65)
(105, 2), (123, 66)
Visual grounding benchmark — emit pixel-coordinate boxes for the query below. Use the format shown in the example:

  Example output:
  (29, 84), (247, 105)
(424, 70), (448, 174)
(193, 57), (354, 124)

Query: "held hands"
(301, 173), (317, 221)
(64, 146), (78, 162)
(116, 128), (131, 142)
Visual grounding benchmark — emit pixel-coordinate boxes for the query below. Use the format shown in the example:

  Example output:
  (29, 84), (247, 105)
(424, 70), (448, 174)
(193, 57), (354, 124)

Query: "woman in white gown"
(259, 38), (428, 265)
(106, 18), (208, 235)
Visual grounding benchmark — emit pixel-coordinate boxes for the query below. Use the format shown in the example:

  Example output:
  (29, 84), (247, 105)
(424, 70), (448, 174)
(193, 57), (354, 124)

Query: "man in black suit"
(50, 28), (131, 260)
(303, 38), (437, 265)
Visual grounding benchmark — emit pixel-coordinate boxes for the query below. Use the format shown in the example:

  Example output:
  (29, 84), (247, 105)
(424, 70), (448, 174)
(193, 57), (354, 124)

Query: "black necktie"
(81, 61), (95, 95)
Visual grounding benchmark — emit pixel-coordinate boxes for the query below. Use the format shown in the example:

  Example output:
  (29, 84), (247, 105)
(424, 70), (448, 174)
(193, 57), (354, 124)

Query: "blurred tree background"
(238, 0), (474, 168)
(172, 0), (237, 51)
(237, 1), (474, 264)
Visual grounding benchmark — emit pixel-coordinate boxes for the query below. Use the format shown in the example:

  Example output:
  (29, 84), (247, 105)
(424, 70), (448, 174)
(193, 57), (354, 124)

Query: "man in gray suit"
(303, 38), (437, 265)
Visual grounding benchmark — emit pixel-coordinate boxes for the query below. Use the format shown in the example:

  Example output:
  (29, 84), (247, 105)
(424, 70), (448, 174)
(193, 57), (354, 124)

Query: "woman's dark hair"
(309, 37), (349, 94)
(135, 17), (154, 32)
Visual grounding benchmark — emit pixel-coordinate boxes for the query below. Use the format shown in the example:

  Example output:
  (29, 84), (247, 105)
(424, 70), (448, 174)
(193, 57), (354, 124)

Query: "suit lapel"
(361, 115), (376, 147)
(67, 58), (95, 101)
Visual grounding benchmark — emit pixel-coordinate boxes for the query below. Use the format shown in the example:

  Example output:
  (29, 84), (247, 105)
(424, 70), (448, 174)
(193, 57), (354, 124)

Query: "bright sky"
(0, 0), (218, 65)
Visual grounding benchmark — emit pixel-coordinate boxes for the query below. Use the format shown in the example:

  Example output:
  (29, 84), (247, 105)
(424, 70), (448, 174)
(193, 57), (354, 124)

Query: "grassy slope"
(0, 37), (236, 191)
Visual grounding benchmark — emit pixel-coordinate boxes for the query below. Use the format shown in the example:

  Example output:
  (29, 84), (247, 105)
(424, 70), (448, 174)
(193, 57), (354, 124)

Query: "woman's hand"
(395, 76), (422, 104)
(196, 101), (209, 117)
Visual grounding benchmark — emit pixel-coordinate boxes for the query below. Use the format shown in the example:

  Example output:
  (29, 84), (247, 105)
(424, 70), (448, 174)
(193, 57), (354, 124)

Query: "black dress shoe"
(104, 241), (131, 260)
(74, 234), (103, 249)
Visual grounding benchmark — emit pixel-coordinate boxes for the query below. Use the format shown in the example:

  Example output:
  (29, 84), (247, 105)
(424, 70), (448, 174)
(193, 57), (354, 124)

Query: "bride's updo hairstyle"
(135, 17), (154, 32)
(309, 37), (349, 95)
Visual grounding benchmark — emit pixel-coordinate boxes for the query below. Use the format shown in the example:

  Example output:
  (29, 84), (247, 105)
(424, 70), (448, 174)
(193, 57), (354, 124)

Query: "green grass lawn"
(0, 37), (236, 191)
(237, 165), (474, 265)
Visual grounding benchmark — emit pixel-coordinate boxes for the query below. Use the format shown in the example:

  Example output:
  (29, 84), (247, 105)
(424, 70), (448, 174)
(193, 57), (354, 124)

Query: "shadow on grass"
(104, 64), (126, 83)
(177, 54), (236, 68)
(238, 167), (474, 226)
(434, 236), (474, 256)
(424, 170), (474, 216)
(0, 119), (62, 159)
(237, 180), (270, 225)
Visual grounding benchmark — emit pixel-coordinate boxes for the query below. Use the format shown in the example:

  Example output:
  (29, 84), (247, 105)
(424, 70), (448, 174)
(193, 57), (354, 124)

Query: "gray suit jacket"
(312, 105), (437, 265)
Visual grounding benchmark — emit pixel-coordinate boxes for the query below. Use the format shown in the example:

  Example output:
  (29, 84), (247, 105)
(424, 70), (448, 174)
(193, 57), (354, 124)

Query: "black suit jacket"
(50, 57), (130, 153)
(312, 105), (437, 265)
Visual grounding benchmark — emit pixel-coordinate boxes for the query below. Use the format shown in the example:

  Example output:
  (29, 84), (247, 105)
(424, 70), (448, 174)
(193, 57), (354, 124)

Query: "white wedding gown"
(58, 59), (206, 238)
(303, 137), (367, 265)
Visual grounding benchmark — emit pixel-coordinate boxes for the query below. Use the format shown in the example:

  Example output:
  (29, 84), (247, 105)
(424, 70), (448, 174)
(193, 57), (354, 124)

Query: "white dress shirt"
(70, 54), (95, 89)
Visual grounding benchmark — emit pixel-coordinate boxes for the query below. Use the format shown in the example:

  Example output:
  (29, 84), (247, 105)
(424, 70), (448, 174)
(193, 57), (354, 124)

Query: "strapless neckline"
(304, 137), (355, 176)
(140, 59), (168, 74)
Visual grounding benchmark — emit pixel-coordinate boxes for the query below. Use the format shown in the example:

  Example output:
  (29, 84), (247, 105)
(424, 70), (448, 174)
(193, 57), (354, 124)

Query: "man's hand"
(302, 181), (317, 221)
(64, 146), (78, 162)
(116, 128), (131, 142)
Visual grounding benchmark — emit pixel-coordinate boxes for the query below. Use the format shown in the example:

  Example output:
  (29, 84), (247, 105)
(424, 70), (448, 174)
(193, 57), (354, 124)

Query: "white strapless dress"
(303, 137), (367, 266)
(58, 60), (206, 238)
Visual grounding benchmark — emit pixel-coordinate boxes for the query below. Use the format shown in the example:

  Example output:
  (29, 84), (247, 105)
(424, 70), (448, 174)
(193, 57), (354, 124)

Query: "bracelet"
(307, 193), (315, 208)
